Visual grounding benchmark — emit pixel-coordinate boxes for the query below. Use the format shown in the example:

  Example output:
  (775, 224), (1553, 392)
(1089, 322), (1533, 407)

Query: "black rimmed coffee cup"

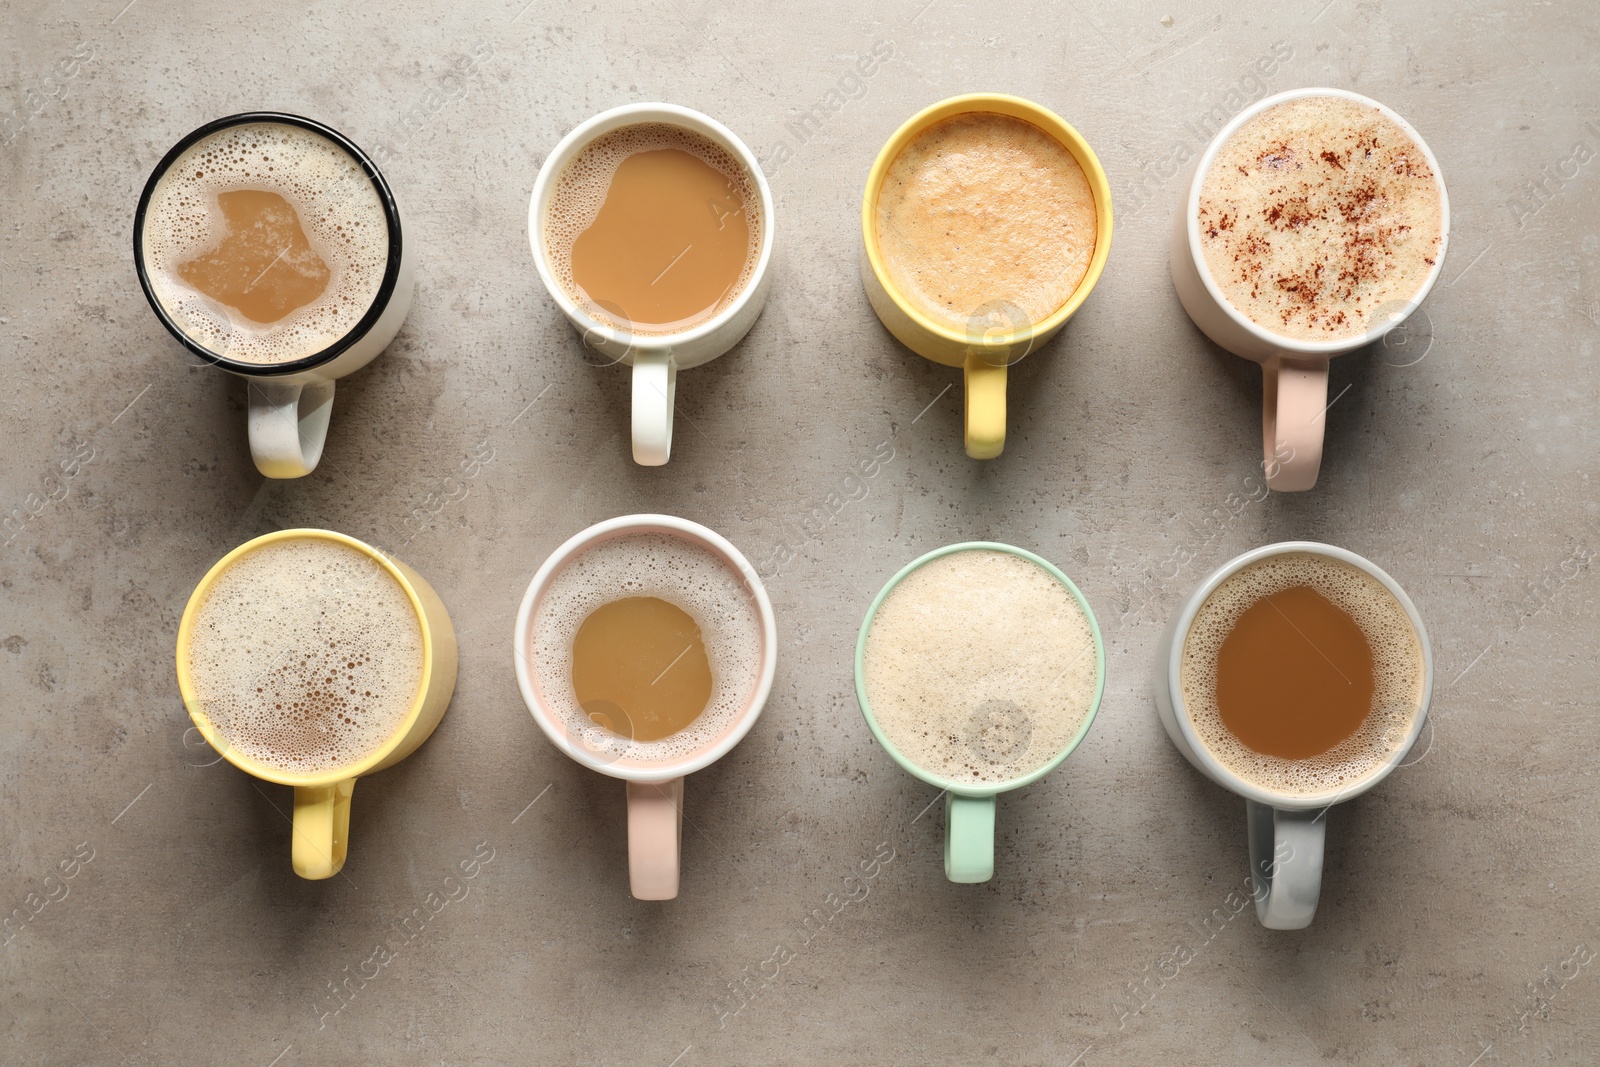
(134, 112), (413, 478)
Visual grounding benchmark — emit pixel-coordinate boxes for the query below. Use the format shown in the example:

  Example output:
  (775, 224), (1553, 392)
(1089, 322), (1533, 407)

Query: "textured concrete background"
(2, 0), (1597, 1064)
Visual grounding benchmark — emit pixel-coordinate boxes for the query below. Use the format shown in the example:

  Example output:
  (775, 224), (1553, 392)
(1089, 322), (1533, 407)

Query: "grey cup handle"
(1246, 800), (1325, 929)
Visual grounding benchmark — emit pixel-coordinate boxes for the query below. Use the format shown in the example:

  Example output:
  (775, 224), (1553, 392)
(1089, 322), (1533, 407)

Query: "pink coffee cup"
(1169, 88), (1450, 491)
(513, 514), (777, 899)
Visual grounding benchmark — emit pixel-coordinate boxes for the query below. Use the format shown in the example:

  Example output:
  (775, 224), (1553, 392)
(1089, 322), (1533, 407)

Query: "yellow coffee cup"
(176, 530), (457, 880)
(861, 94), (1113, 459)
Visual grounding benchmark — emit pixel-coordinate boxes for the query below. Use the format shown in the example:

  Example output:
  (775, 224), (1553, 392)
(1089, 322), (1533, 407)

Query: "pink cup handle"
(627, 778), (683, 900)
(1261, 356), (1328, 492)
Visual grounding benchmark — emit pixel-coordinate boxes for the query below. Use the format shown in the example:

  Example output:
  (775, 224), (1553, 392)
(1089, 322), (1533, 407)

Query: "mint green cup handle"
(855, 541), (1106, 886)
(945, 793), (996, 882)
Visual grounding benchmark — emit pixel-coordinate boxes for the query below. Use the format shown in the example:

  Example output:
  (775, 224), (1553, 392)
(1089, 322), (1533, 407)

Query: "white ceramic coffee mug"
(1169, 88), (1450, 491)
(1152, 541), (1433, 929)
(513, 514), (777, 899)
(134, 112), (415, 479)
(527, 104), (775, 466)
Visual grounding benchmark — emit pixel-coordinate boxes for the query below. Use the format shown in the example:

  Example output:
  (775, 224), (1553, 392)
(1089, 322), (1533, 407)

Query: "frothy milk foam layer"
(876, 112), (1097, 333)
(530, 533), (763, 763)
(143, 122), (389, 364)
(186, 539), (424, 775)
(1198, 96), (1443, 343)
(544, 123), (762, 335)
(863, 550), (1099, 786)
(1180, 552), (1424, 796)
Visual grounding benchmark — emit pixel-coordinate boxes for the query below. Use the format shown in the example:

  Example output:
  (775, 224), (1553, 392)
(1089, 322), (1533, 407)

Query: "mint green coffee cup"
(854, 542), (1106, 883)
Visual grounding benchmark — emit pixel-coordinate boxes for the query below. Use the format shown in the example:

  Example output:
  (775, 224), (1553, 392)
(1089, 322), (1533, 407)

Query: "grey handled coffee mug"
(1152, 541), (1433, 929)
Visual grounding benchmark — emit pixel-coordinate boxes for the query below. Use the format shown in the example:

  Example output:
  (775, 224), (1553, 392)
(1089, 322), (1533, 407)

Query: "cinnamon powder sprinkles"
(1197, 96), (1443, 343)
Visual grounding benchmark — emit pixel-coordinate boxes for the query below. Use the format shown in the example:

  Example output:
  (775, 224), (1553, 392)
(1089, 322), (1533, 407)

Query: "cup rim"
(526, 103), (776, 354)
(1164, 540), (1435, 810)
(860, 93), (1115, 351)
(1183, 87), (1452, 357)
(513, 513), (778, 782)
(175, 529), (437, 787)
(133, 112), (405, 378)
(854, 541), (1106, 798)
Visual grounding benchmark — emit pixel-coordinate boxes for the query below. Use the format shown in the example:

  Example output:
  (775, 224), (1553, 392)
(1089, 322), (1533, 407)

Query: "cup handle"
(1246, 799), (1324, 929)
(631, 350), (677, 466)
(292, 779), (356, 880)
(627, 778), (683, 899)
(1261, 356), (1327, 492)
(963, 353), (1006, 460)
(247, 379), (335, 479)
(944, 792), (995, 883)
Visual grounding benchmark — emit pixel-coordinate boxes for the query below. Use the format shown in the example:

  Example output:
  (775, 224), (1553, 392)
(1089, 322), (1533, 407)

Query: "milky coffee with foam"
(185, 538), (424, 775)
(861, 549), (1099, 786)
(141, 121), (389, 364)
(1197, 95), (1443, 343)
(875, 112), (1097, 333)
(1179, 552), (1425, 796)
(544, 123), (762, 335)
(529, 532), (764, 763)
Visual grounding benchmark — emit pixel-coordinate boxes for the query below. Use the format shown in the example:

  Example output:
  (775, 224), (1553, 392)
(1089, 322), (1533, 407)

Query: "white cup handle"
(1246, 800), (1325, 929)
(631, 350), (676, 466)
(247, 379), (335, 479)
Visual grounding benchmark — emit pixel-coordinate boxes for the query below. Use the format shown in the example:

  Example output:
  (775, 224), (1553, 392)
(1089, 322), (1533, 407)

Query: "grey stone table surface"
(2, 0), (1596, 1064)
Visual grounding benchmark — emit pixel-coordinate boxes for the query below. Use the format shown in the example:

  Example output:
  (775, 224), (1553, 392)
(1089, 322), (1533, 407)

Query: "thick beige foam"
(529, 533), (764, 763)
(1180, 552), (1424, 796)
(142, 121), (389, 364)
(876, 112), (1097, 333)
(862, 550), (1099, 786)
(1198, 95), (1443, 342)
(543, 123), (762, 335)
(186, 539), (424, 775)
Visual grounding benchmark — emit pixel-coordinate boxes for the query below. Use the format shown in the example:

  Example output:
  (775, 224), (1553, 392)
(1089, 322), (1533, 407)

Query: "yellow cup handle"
(963, 353), (1007, 460)
(292, 779), (356, 880)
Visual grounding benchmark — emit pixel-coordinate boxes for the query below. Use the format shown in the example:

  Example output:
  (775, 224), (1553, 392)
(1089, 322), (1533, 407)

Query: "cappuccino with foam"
(861, 549), (1099, 786)
(1180, 552), (1425, 796)
(185, 538), (424, 774)
(1197, 95), (1444, 342)
(875, 112), (1097, 332)
(140, 121), (390, 364)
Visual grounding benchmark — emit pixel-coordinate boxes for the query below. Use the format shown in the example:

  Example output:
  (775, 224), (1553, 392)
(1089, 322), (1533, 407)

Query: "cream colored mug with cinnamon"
(1170, 88), (1449, 491)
